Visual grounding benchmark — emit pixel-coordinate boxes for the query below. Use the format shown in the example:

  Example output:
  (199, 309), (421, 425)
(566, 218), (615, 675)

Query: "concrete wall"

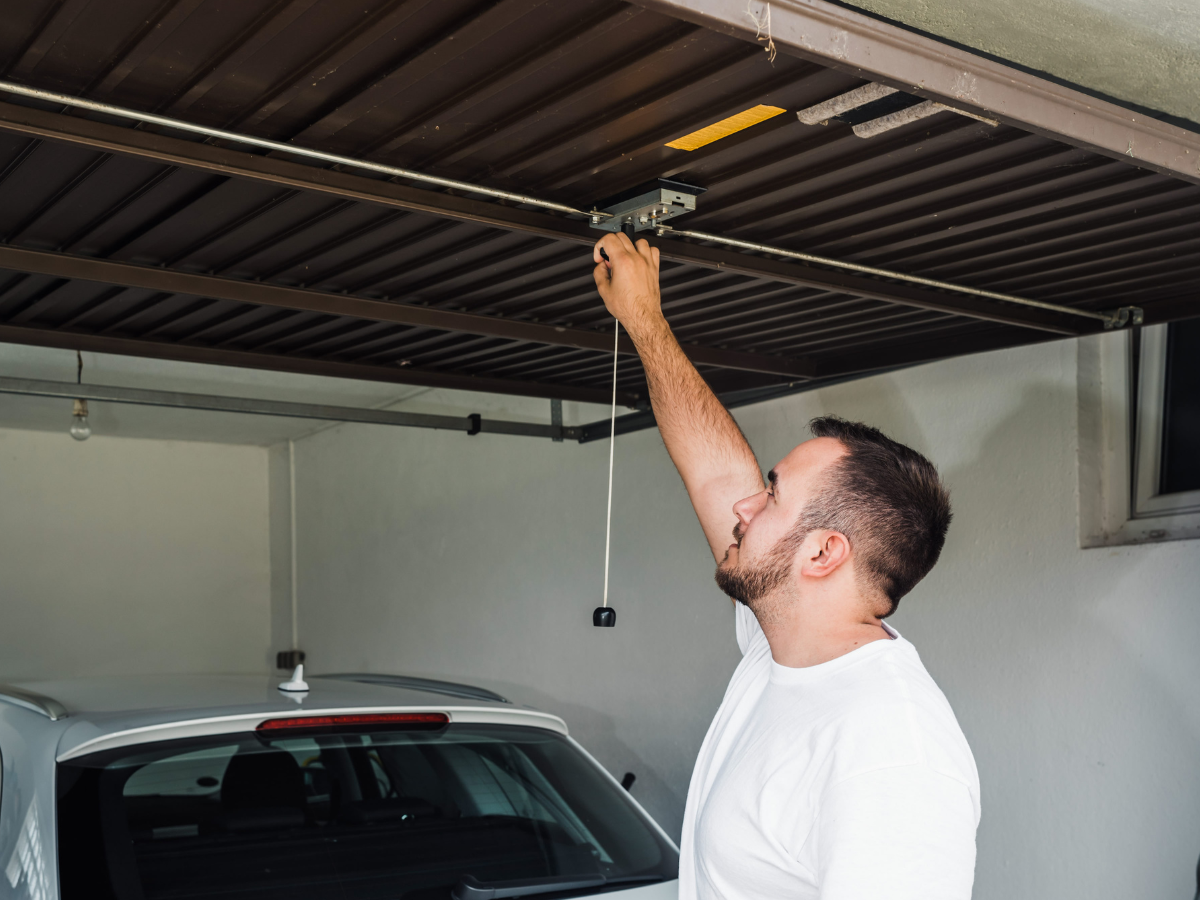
(841, 0), (1200, 125)
(0, 428), (272, 679)
(291, 339), (1200, 900)
(268, 441), (295, 662)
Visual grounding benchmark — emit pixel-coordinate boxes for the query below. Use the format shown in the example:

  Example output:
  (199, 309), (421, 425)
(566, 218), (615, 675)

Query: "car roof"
(0, 674), (568, 761)
(11, 673), (512, 714)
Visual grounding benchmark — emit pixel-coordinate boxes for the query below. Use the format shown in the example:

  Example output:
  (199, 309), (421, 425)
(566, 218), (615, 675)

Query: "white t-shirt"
(678, 602), (980, 900)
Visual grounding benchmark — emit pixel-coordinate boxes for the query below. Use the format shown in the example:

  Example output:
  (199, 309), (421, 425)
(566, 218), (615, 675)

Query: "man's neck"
(755, 589), (892, 668)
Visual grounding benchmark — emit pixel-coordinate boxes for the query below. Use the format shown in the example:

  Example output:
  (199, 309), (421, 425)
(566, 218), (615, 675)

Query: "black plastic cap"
(593, 607), (616, 627)
(276, 649), (306, 670)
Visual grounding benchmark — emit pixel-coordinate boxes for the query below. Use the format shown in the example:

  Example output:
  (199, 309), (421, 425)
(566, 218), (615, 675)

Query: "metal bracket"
(1104, 306), (1145, 330)
(550, 398), (563, 442)
(589, 179), (705, 234)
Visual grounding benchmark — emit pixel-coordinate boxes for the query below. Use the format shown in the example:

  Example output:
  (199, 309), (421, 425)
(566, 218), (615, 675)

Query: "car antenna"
(279, 664), (309, 693)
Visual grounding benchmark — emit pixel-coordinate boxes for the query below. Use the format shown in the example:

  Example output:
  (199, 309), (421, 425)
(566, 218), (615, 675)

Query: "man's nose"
(732, 489), (769, 524)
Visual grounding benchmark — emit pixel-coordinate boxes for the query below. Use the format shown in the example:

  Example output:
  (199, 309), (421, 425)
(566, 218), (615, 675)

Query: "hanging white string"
(601, 320), (620, 609)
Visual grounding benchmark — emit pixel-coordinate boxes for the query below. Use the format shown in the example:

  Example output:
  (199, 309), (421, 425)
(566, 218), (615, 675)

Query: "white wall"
(291, 339), (1200, 900)
(0, 428), (273, 679)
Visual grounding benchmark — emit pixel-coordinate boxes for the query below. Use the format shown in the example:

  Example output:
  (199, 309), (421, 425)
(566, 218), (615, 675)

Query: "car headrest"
(221, 750), (306, 811)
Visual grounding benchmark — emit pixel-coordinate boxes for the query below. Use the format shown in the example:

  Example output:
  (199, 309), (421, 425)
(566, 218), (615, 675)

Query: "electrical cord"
(600, 321), (619, 613)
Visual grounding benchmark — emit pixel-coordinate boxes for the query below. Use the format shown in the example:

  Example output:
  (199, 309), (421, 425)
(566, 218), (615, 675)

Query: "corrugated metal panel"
(0, 0), (1194, 404)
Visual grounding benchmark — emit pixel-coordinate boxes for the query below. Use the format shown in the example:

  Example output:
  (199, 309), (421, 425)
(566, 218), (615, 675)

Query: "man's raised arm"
(592, 232), (764, 562)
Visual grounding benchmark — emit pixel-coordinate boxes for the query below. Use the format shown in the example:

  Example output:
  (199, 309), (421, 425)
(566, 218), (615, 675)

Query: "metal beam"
(1141, 295), (1200, 326)
(814, 325), (1061, 378)
(631, 0), (1200, 187)
(656, 229), (1105, 333)
(0, 244), (814, 379)
(0, 375), (578, 439)
(0, 80), (601, 221)
(577, 329), (1066, 443)
(0, 99), (1088, 335)
(0, 323), (630, 406)
(579, 366), (915, 443)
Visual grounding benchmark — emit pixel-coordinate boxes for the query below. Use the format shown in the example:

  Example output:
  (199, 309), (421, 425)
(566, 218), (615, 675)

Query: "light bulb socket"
(70, 398), (91, 441)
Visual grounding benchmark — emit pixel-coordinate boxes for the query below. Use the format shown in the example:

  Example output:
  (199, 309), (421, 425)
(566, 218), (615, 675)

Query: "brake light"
(256, 712), (449, 733)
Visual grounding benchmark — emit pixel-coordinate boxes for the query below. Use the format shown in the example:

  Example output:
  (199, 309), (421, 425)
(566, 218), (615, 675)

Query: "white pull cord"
(601, 320), (619, 609)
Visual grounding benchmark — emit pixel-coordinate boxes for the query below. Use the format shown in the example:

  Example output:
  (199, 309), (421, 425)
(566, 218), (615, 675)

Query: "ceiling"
(0, 0), (1195, 412)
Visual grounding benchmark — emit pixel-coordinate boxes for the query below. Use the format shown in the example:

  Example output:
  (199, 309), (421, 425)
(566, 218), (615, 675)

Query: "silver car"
(0, 671), (678, 899)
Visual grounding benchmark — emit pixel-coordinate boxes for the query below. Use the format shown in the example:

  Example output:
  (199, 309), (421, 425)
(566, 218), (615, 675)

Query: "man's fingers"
(593, 231), (659, 279)
(591, 229), (664, 326)
(593, 233), (619, 266)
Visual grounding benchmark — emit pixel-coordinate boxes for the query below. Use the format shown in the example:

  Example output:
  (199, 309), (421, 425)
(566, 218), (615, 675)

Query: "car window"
(57, 723), (676, 899)
(123, 744), (238, 798)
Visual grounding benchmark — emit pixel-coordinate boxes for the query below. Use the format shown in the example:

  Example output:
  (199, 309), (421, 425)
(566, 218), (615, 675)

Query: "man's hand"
(592, 232), (664, 340)
(591, 231), (764, 563)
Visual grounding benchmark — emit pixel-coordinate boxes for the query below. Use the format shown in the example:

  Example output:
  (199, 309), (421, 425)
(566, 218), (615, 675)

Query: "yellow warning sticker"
(665, 105), (787, 151)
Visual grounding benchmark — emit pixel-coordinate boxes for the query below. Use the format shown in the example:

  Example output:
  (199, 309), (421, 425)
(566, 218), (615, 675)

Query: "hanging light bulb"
(70, 398), (91, 441)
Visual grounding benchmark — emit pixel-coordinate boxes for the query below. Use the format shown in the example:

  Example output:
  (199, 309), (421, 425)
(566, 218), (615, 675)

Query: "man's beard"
(715, 522), (803, 623)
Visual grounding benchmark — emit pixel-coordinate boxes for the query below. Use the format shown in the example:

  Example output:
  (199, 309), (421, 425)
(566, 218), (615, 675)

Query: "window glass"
(57, 723), (675, 900)
(1161, 318), (1200, 495)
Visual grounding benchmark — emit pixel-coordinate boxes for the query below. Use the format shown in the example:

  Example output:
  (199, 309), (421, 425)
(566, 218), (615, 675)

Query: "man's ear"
(799, 530), (851, 579)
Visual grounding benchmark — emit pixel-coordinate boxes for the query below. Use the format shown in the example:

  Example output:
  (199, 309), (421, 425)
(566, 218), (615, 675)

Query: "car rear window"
(57, 722), (677, 899)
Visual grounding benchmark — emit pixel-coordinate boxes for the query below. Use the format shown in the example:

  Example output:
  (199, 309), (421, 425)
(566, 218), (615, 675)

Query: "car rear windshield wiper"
(451, 874), (662, 900)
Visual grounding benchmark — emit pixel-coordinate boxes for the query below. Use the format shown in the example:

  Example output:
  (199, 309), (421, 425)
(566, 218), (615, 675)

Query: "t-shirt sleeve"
(811, 764), (977, 900)
(734, 600), (767, 657)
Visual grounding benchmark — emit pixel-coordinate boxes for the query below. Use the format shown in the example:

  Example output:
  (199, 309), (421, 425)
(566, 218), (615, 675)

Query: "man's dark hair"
(799, 416), (952, 616)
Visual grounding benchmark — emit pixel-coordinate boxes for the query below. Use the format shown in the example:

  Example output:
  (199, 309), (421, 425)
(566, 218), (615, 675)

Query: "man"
(592, 232), (980, 900)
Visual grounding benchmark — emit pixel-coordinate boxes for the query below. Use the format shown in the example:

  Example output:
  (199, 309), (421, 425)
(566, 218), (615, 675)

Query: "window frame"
(1132, 324), (1200, 518)
(1078, 327), (1200, 547)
